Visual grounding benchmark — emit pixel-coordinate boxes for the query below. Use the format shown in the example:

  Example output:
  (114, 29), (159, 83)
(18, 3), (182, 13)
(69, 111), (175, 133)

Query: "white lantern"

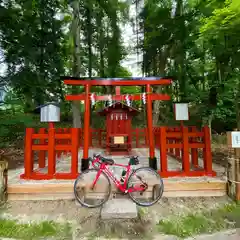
(40, 102), (60, 122)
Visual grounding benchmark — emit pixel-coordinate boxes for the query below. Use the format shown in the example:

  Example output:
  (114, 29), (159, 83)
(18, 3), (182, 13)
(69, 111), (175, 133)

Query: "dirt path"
(2, 197), (230, 224)
(0, 196), (233, 239)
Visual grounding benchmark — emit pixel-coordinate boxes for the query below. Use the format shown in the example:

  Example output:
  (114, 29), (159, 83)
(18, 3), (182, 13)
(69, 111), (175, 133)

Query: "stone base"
(81, 158), (90, 171)
(149, 157), (157, 170)
(101, 199), (138, 220)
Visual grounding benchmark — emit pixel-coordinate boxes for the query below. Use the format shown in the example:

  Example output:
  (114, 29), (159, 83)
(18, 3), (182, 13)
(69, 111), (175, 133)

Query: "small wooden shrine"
(98, 102), (139, 154)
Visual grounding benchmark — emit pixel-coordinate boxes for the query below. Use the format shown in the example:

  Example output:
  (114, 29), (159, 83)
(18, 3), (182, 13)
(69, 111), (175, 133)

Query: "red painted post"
(38, 128), (46, 168)
(71, 128), (79, 176)
(191, 126), (198, 167)
(175, 141), (180, 158)
(170, 138), (174, 154)
(56, 128), (61, 157)
(180, 123), (184, 162)
(203, 126), (213, 174)
(159, 127), (168, 175)
(182, 126), (190, 174)
(48, 127), (56, 176)
(49, 122), (54, 128)
(22, 128), (34, 179)
(63, 128), (66, 154)
(146, 84), (155, 158)
(146, 84), (157, 169)
(175, 127), (180, 158)
(115, 86), (121, 95)
(82, 83), (91, 171)
(174, 127), (180, 159)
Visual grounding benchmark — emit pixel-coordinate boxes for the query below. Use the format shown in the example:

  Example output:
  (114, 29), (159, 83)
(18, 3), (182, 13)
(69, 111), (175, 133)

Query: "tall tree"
(70, 0), (82, 128)
(0, 0), (66, 110)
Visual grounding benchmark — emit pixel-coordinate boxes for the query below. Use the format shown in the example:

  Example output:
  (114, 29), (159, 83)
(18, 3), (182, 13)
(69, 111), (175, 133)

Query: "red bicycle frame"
(91, 157), (146, 193)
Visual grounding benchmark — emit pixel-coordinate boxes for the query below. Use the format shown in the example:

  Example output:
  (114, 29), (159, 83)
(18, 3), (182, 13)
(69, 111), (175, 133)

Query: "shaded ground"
(0, 147), (39, 170)
(211, 143), (229, 168)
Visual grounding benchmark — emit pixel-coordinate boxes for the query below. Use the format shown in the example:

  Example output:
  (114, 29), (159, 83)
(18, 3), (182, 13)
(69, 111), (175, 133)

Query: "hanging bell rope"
(108, 95), (113, 106)
(142, 92), (146, 104)
(125, 94), (131, 107)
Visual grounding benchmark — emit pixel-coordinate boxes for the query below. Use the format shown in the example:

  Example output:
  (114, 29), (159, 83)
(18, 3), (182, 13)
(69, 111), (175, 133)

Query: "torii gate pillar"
(81, 83), (91, 171)
(146, 84), (157, 169)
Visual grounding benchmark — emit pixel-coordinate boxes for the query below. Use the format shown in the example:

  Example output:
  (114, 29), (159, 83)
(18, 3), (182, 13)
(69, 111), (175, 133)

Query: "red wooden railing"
(20, 126), (216, 180)
(21, 128), (79, 180)
(154, 126), (216, 177)
(131, 128), (148, 148)
(78, 128), (148, 148)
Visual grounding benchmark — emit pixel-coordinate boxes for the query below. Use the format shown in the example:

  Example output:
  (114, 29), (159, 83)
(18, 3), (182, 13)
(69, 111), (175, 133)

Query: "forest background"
(0, 0), (239, 149)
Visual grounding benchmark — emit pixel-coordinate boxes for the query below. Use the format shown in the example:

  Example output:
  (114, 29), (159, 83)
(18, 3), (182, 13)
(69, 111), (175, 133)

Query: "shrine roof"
(61, 76), (173, 80)
(98, 101), (139, 116)
(61, 76), (173, 86)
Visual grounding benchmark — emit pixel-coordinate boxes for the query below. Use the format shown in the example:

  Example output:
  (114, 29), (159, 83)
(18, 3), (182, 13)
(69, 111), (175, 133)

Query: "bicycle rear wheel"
(74, 169), (111, 208)
(128, 167), (164, 207)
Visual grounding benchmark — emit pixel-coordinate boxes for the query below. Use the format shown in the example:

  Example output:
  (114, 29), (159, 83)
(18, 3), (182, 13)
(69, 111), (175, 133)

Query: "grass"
(157, 202), (240, 238)
(0, 219), (72, 240)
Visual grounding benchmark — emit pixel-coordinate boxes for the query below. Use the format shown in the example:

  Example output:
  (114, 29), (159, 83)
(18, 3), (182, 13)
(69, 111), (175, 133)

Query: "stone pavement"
(8, 147), (226, 185)
(185, 229), (240, 240)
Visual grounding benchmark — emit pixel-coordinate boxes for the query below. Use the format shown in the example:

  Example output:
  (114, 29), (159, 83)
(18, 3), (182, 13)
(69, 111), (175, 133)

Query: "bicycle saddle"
(100, 156), (114, 165)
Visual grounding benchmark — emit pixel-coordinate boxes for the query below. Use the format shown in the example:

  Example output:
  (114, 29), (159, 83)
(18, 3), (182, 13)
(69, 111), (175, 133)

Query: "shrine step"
(101, 199), (138, 220)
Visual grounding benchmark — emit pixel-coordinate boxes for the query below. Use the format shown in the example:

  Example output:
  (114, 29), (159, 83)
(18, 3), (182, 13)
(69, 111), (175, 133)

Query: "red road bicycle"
(74, 153), (164, 208)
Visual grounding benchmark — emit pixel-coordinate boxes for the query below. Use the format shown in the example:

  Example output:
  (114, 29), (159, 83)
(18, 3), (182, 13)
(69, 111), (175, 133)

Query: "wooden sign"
(174, 103), (189, 121)
(227, 131), (240, 148)
(114, 136), (124, 144)
(40, 103), (60, 122)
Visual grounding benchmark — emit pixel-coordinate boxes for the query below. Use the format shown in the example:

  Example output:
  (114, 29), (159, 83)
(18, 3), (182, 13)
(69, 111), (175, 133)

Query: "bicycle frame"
(91, 157), (145, 193)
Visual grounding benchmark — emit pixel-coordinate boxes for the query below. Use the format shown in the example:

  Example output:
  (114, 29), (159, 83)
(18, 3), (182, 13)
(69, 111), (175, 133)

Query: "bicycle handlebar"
(124, 155), (139, 159)
(93, 153), (138, 159)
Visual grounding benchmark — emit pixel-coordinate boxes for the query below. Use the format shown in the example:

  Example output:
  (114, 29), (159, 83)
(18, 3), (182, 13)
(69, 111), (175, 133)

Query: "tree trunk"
(175, 0), (187, 101)
(86, 1), (92, 78)
(236, 80), (240, 130)
(153, 48), (168, 125)
(71, 0), (82, 128)
(97, 11), (105, 77)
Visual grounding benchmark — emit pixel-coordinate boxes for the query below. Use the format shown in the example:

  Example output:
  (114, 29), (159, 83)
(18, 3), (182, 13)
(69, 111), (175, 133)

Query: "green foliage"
(0, 0), (239, 133)
(0, 0), (67, 107)
(158, 203), (240, 238)
(140, 0), (240, 130)
(0, 219), (71, 240)
(0, 112), (36, 147)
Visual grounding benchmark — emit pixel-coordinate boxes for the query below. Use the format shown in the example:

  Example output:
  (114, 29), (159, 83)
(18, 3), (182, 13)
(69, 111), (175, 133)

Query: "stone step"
(100, 198), (138, 220)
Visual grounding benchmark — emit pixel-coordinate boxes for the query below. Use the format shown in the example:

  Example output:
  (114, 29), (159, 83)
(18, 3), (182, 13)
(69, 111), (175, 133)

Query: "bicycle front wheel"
(128, 167), (164, 207)
(74, 169), (111, 208)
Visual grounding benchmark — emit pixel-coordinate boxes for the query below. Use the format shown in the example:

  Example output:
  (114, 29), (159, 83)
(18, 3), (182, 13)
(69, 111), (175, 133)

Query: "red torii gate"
(63, 77), (172, 171)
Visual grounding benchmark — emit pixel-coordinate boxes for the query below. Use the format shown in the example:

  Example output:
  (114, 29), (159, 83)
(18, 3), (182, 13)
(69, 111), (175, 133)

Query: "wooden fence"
(154, 126), (216, 177)
(20, 126), (216, 180)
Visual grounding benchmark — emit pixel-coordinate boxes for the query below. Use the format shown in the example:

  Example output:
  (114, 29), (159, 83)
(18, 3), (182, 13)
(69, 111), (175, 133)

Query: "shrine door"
(107, 112), (131, 135)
